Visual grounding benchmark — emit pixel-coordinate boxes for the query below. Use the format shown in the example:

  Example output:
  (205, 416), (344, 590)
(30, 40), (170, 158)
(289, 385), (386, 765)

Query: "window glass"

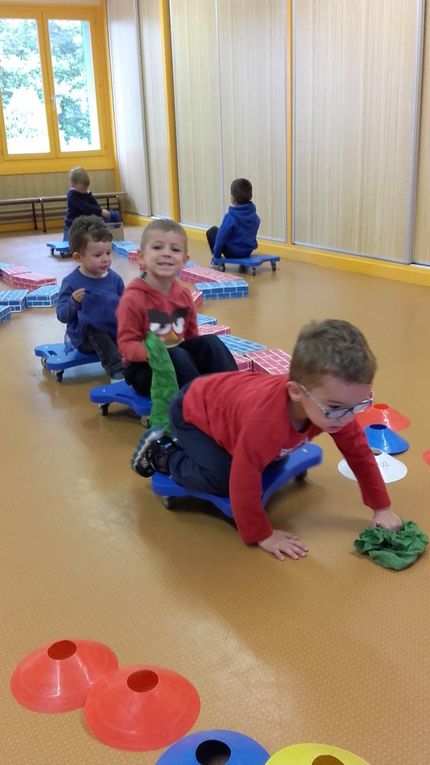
(48, 19), (101, 152)
(0, 18), (50, 154)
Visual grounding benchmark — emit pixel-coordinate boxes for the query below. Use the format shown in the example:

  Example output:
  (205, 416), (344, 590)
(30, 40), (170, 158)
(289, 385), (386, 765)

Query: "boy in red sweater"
(117, 219), (236, 396)
(131, 319), (402, 561)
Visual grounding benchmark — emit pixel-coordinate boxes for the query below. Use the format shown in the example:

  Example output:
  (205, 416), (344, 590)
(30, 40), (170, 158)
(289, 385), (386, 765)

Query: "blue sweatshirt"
(64, 189), (102, 229)
(213, 202), (260, 258)
(56, 267), (124, 350)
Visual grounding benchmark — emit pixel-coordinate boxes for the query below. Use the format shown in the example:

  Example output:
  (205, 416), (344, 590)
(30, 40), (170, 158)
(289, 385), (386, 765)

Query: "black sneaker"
(131, 427), (165, 477)
(151, 436), (178, 473)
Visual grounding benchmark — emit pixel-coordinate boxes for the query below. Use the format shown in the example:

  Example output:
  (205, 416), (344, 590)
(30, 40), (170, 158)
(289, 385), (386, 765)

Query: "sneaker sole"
(131, 427), (165, 475)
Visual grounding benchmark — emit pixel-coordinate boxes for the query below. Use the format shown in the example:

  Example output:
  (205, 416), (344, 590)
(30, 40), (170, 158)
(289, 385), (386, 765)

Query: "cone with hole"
(10, 639), (118, 713)
(338, 449), (407, 484)
(355, 402), (410, 430)
(84, 664), (200, 751)
(266, 742), (372, 764)
(156, 729), (269, 764)
(364, 424), (409, 454)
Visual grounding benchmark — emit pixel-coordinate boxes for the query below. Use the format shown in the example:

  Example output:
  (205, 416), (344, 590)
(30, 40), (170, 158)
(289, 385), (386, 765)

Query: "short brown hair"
(140, 218), (187, 250)
(230, 178), (253, 205)
(289, 319), (377, 387)
(69, 167), (90, 187)
(69, 215), (113, 253)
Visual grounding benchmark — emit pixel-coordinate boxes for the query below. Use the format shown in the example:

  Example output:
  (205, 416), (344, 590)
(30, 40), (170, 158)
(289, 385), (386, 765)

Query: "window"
(0, 6), (113, 167)
(48, 19), (100, 153)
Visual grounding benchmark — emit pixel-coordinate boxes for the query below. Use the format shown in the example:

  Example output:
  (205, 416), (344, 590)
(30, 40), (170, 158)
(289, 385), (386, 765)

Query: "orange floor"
(0, 227), (429, 765)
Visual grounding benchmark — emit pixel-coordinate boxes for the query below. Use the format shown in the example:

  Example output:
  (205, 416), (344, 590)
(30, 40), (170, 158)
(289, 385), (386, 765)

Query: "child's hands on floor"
(372, 507), (403, 531)
(258, 529), (309, 561)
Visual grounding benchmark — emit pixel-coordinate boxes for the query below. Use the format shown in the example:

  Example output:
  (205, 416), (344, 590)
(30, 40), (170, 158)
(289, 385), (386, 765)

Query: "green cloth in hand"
(144, 331), (179, 434)
(354, 520), (428, 570)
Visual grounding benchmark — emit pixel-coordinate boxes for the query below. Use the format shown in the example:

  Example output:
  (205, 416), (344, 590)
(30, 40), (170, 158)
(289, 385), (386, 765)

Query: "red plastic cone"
(84, 664), (200, 751)
(356, 402), (410, 430)
(10, 639), (118, 712)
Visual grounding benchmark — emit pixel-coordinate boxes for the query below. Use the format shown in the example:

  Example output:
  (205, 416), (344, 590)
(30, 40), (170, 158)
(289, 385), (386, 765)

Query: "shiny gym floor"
(0, 227), (429, 764)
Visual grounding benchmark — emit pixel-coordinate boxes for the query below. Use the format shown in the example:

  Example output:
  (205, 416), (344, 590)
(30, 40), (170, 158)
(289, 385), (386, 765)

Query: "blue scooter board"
(151, 442), (322, 516)
(211, 254), (280, 275)
(89, 380), (151, 418)
(35, 342), (100, 382)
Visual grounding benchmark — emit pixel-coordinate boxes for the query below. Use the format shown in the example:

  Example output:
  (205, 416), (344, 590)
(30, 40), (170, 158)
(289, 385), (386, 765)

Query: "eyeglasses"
(298, 383), (373, 420)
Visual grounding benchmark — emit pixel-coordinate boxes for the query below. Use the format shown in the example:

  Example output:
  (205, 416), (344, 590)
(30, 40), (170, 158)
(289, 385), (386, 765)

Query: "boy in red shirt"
(117, 219), (237, 396)
(131, 319), (402, 560)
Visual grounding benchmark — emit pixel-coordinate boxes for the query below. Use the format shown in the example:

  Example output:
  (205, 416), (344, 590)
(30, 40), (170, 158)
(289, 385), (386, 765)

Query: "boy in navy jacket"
(57, 215), (124, 381)
(63, 167), (120, 241)
(206, 178), (260, 259)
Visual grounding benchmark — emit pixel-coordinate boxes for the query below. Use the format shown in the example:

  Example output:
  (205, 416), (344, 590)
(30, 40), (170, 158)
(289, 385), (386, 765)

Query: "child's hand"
(258, 529), (308, 561)
(372, 508), (403, 531)
(101, 208), (110, 219)
(72, 288), (86, 304)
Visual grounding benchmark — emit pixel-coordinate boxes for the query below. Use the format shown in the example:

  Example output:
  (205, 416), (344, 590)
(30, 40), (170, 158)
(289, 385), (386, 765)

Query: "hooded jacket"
(213, 202), (260, 258)
(116, 276), (198, 364)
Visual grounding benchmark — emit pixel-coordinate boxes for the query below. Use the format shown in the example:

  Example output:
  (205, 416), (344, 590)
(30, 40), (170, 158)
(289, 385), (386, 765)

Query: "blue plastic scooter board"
(90, 380), (151, 418)
(46, 241), (71, 258)
(211, 254), (280, 275)
(151, 442), (323, 515)
(34, 343), (100, 382)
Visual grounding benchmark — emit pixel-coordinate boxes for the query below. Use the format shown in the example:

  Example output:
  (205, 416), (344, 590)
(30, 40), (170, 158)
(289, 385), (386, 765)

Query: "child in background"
(63, 167), (121, 241)
(206, 178), (260, 260)
(131, 319), (403, 560)
(117, 218), (237, 397)
(56, 215), (125, 381)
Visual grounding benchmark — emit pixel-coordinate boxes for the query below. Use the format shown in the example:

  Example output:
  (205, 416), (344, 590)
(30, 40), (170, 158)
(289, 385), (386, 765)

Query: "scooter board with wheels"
(151, 442), (323, 514)
(34, 342), (100, 382)
(211, 254), (280, 275)
(90, 380), (151, 418)
(46, 241), (71, 258)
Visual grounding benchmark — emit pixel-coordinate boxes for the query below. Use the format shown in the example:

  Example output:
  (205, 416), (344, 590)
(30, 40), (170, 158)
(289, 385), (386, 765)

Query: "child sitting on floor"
(131, 318), (402, 560)
(63, 167), (121, 241)
(117, 219), (237, 397)
(206, 177), (260, 260)
(56, 215), (124, 381)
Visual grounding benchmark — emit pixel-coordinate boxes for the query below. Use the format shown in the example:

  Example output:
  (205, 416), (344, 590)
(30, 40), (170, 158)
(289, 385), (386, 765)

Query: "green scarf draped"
(144, 331), (179, 434)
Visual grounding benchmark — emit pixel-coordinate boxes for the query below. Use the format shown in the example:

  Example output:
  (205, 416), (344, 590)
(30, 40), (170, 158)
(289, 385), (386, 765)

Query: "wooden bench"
(0, 191), (127, 232)
(0, 197), (40, 229)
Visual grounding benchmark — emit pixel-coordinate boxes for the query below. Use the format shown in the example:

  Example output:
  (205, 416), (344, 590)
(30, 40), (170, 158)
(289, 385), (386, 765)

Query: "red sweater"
(117, 277), (198, 364)
(182, 372), (391, 544)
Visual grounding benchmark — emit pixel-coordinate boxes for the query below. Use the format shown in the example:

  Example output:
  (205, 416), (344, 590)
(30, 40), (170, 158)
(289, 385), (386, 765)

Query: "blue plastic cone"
(156, 729), (269, 764)
(364, 424), (409, 454)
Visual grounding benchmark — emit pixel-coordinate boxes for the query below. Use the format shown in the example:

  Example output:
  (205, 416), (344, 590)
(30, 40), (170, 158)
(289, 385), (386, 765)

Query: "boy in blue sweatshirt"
(206, 178), (260, 260)
(63, 167), (121, 241)
(56, 215), (125, 381)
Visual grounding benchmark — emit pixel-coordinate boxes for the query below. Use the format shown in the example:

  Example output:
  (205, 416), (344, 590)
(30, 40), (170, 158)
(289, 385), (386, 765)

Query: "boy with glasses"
(131, 319), (402, 561)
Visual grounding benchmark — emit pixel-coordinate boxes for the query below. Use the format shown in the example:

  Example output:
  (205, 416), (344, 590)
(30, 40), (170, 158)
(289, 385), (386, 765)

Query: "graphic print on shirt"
(277, 440), (307, 459)
(148, 307), (189, 348)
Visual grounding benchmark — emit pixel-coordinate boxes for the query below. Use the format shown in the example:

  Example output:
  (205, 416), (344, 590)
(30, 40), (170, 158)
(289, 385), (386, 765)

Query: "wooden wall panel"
(170, 0), (223, 228)
(218, 0), (286, 241)
(0, 170), (116, 198)
(139, 0), (171, 218)
(293, 0), (420, 262)
(106, 0), (150, 215)
(414, 6), (430, 265)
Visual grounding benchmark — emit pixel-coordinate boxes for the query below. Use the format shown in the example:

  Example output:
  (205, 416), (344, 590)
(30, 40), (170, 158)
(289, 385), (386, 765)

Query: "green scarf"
(354, 520), (428, 570)
(144, 331), (179, 434)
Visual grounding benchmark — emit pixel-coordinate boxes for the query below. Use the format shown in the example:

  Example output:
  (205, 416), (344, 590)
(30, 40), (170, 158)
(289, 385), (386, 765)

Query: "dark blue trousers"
(124, 335), (237, 397)
(168, 384), (232, 496)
